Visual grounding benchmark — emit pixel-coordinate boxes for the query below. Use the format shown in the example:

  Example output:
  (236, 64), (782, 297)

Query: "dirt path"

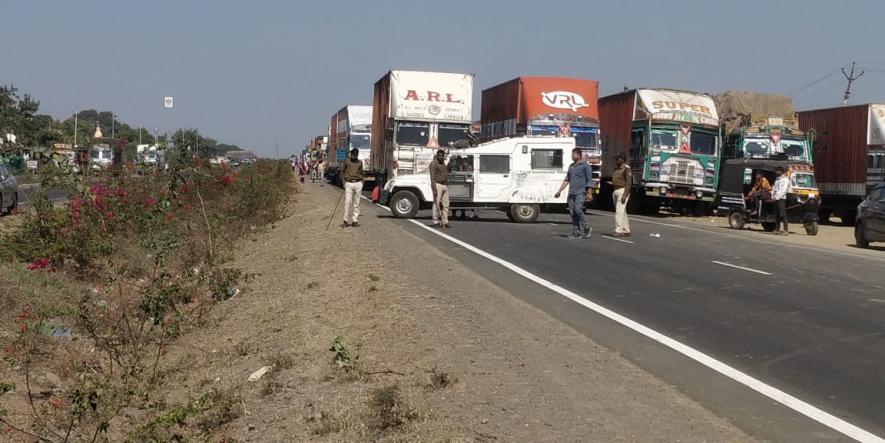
(160, 183), (754, 442)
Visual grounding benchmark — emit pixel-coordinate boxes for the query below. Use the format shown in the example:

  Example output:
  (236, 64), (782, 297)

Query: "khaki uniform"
(429, 160), (449, 226)
(612, 164), (632, 234)
(341, 158), (364, 224)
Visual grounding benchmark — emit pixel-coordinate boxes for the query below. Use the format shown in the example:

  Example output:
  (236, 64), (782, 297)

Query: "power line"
(786, 66), (844, 96)
(793, 78), (845, 104)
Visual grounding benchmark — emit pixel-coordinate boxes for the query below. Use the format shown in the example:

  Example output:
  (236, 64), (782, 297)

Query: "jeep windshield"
(438, 124), (470, 148)
(396, 122), (429, 146)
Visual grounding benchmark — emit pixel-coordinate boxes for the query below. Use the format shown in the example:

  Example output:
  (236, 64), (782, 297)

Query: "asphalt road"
(368, 199), (885, 441)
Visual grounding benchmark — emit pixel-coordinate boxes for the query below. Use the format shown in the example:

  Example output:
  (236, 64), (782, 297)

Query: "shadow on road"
(846, 244), (885, 252)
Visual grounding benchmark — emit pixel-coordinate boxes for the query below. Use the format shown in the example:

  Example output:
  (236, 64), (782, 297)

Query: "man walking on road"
(429, 149), (450, 228)
(555, 148), (594, 238)
(772, 166), (790, 235)
(340, 149), (365, 228)
(317, 159), (326, 187)
(611, 153), (632, 237)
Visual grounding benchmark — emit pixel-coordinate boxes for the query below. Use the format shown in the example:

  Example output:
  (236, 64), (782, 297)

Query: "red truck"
(481, 76), (601, 191)
(798, 104), (885, 224)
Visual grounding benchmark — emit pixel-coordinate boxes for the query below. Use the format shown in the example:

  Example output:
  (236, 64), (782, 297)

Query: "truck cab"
(723, 116), (813, 162)
(383, 136), (574, 223)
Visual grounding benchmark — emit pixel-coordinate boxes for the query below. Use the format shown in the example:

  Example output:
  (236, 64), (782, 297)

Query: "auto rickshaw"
(716, 159), (820, 235)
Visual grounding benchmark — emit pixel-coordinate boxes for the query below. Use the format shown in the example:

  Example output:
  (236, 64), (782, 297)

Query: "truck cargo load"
(715, 91), (812, 163)
(481, 76), (601, 190)
(371, 70), (474, 186)
(600, 88), (721, 214)
(798, 104), (885, 224)
(715, 90), (794, 135)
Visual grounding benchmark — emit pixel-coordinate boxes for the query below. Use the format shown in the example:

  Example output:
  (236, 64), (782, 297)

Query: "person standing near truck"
(772, 166), (789, 235)
(429, 149), (450, 228)
(555, 148), (594, 238)
(340, 149), (365, 228)
(612, 153), (632, 237)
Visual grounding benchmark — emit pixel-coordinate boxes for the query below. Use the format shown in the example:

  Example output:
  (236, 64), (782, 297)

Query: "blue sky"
(3, 0), (883, 156)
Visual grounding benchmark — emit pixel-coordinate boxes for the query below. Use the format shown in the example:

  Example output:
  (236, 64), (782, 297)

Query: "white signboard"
(389, 71), (473, 123)
(27, 160), (38, 170)
(164, 96), (174, 108)
(869, 104), (885, 145)
(637, 89), (719, 127)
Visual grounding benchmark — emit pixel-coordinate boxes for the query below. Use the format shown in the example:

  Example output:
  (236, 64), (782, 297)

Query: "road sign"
(164, 97), (174, 109)
(27, 160), (38, 170)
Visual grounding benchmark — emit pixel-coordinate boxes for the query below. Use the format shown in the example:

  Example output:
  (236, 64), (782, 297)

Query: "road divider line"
(712, 261), (772, 275)
(602, 235), (635, 244)
(385, 205), (881, 442)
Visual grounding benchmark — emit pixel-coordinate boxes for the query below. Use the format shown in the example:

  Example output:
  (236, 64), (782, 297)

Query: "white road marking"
(548, 223), (558, 227)
(602, 235), (635, 244)
(711, 261), (772, 276)
(362, 200), (881, 442)
(869, 298), (885, 304)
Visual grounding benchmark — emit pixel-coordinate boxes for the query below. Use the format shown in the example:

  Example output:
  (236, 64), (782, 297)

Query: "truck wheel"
(804, 221), (819, 236)
(761, 222), (778, 232)
(727, 211), (745, 230)
(818, 208), (832, 224)
(855, 223), (870, 249)
(510, 203), (539, 223)
(840, 212), (856, 227)
(390, 190), (419, 219)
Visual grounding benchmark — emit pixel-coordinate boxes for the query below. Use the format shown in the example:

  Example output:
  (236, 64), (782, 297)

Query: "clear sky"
(3, 0), (884, 157)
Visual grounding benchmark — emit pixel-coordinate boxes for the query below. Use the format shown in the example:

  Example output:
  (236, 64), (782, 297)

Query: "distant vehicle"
(716, 91), (813, 163)
(0, 163), (19, 215)
(89, 144), (113, 169)
(327, 105), (373, 186)
(136, 144), (164, 166)
(383, 136), (574, 223)
(371, 70), (475, 190)
(481, 76), (602, 195)
(600, 88), (721, 215)
(855, 183), (885, 248)
(798, 104), (885, 225)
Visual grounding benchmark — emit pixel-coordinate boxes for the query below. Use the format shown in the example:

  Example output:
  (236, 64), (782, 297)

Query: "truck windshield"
(396, 122), (429, 146)
(572, 131), (597, 149)
(438, 124), (470, 148)
(350, 133), (370, 150)
(690, 131), (717, 156)
(743, 138), (770, 158)
(790, 172), (815, 189)
(781, 140), (807, 159)
(650, 130), (678, 151)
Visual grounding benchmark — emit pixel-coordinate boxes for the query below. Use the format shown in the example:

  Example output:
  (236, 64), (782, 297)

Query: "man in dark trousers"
(555, 148), (594, 238)
(340, 149), (365, 228)
(771, 166), (790, 235)
(429, 149), (450, 228)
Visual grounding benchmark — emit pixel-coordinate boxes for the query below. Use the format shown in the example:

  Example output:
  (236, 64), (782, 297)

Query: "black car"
(855, 183), (885, 248)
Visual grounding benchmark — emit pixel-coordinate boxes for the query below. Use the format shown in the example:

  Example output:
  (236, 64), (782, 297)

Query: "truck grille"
(668, 160), (695, 184)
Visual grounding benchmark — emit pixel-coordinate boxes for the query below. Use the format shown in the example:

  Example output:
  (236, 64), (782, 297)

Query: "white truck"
(382, 136), (575, 223)
(371, 70), (475, 193)
(327, 105), (373, 185)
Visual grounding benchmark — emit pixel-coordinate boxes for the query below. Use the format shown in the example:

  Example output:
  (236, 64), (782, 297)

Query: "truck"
(327, 105), (373, 186)
(481, 76), (602, 195)
(599, 88), (721, 215)
(716, 90), (813, 162)
(797, 104), (885, 225)
(383, 136), (574, 222)
(371, 70), (474, 191)
(136, 144), (164, 167)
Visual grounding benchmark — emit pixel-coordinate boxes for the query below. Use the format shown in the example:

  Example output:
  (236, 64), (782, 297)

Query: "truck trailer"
(798, 104), (885, 224)
(371, 70), (474, 189)
(327, 105), (373, 185)
(481, 76), (602, 193)
(600, 88), (721, 215)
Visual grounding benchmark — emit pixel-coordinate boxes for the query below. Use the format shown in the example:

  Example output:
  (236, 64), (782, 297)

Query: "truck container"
(481, 76), (602, 191)
(371, 70), (474, 190)
(797, 104), (885, 224)
(599, 88), (721, 215)
(326, 105), (373, 185)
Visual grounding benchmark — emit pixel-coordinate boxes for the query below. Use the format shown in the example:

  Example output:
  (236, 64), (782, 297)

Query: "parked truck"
(797, 104), (885, 225)
(716, 90), (813, 162)
(481, 76), (602, 194)
(327, 105), (373, 186)
(600, 88), (721, 214)
(371, 70), (474, 191)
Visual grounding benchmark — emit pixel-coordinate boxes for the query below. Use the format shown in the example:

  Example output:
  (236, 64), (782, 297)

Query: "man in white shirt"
(771, 166), (790, 235)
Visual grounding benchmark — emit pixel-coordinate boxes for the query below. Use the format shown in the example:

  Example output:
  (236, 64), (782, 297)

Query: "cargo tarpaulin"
(714, 90), (794, 134)
(388, 71), (474, 123)
(869, 104), (885, 145)
(636, 89), (719, 127)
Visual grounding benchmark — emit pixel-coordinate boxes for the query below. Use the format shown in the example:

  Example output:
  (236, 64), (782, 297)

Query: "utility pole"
(111, 113), (115, 142)
(73, 110), (78, 147)
(139, 125), (142, 145)
(842, 61), (865, 106)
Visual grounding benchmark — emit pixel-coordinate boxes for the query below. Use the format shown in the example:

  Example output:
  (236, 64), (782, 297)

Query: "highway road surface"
(364, 196), (885, 442)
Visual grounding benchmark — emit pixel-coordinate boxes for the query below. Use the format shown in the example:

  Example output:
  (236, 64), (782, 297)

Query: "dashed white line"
(712, 261), (772, 275)
(602, 235), (635, 244)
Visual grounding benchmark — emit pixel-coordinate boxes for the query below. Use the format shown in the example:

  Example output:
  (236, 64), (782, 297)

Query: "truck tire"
(761, 222), (778, 232)
(727, 211), (745, 230)
(818, 208), (832, 224)
(855, 223), (870, 249)
(804, 221), (819, 236)
(509, 203), (539, 223)
(390, 190), (419, 219)
(840, 212), (856, 227)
